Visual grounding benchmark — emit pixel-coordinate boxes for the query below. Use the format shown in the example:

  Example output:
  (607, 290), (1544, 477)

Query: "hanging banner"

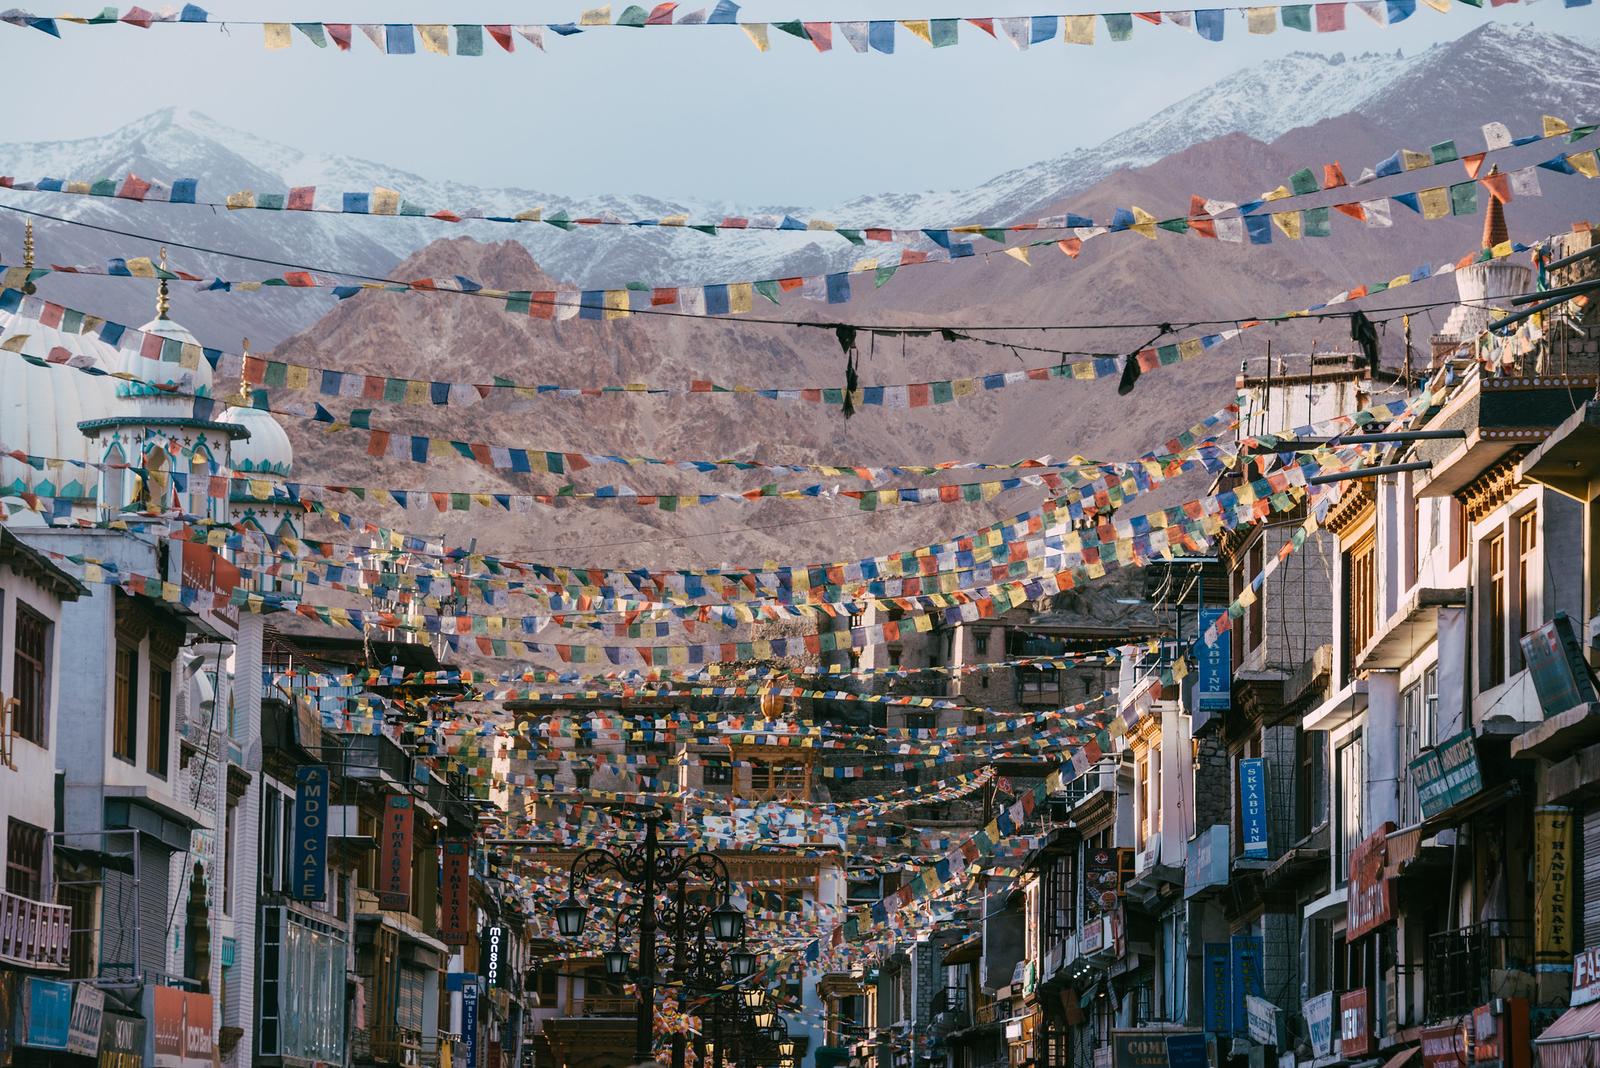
(1203, 943), (1231, 1035)
(1421, 1020), (1470, 1068)
(66, 985), (104, 1058)
(97, 1012), (145, 1068)
(461, 984), (479, 1068)
(441, 840), (473, 945)
(378, 794), (415, 911)
(481, 924), (507, 990)
(16, 978), (71, 1050)
(1340, 989), (1372, 1059)
(1194, 605), (1231, 727)
(1238, 757), (1268, 858)
(1303, 991), (1334, 1058)
(1535, 805), (1576, 967)
(291, 765), (329, 902)
(1246, 995), (1283, 1048)
(1575, 946), (1600, 1007)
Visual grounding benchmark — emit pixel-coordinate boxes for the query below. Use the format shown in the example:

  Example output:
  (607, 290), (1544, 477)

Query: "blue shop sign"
(462, 983), (479, 1068)
(1239, 758), (1269, 859)
(16, 977), (71, 1050)
(1195, 607), (1231, 729)
(1230, 934), (1264, 1037)
(1203, 943), (1231, 1035)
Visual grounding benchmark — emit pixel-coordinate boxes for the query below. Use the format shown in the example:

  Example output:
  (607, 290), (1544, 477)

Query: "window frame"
(5, 818), (46, 901)
(11, 601), (51, 748)
(146, 659), (172, 779)
(113, 643), (139, 764)
(1484, 529), (1508, 689)
(1334, 731), (1364, 886)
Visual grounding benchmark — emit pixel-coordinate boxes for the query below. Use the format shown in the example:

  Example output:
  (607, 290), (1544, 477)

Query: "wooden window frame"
(146, 660), (172, 779)
(11, 601), (50, 748)
(113, 643), (138, 764)
(5, 818), (45, 901)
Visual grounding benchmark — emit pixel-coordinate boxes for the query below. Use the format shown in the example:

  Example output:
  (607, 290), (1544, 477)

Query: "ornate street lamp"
(730, 946), (757, 978)
(554, 896), (587, 937)
(710, 900), (746, 942)
(605, 945), (631, 978)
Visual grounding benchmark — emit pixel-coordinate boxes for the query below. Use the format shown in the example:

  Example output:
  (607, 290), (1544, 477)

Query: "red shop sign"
(1421, 1021), (1469, 1068)
(1340, 990), (1372, 1060)
(1347, 822), (1397, 941)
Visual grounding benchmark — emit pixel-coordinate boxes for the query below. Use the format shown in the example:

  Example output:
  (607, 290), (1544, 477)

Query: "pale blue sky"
(2, 1), (1594, 203)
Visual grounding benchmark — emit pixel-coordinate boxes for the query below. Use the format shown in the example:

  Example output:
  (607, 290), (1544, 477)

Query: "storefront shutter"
(1582, 805), (1600, 948)
(140, 838), (172, 983)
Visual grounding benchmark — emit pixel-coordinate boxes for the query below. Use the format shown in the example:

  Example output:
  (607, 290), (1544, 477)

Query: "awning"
(1381, 1045), (1421, 1068)
(943, 934), (981, 966)
(1535, 1000), (1600, 1068)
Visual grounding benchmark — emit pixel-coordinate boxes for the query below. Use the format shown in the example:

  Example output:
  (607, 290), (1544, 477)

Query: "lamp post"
(553, 803), (745, 1065)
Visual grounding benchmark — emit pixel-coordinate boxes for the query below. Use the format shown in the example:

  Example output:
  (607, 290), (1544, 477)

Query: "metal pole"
(671, 877), (689, 1068)
(637, 813), (659, 1064)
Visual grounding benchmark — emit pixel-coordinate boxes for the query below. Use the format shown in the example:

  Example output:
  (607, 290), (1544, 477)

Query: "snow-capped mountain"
(0, 21), (1593, 347)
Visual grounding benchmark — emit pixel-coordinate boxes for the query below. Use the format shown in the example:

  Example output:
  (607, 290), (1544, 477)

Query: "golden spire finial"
(20, 221), (36, 295)
(156, 246), (170, 319)
(237, 338), (253, 403)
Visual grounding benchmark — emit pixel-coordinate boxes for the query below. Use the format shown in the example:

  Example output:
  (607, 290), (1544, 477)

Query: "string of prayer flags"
(4, 0), (1577, 55)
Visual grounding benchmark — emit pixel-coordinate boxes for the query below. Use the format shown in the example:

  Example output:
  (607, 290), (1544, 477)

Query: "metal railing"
(1425, 920), (1532, 1021)
(574, 994), (637, 1017)
(0, 887), (72, 970)
(368, 1024), (424, 1065)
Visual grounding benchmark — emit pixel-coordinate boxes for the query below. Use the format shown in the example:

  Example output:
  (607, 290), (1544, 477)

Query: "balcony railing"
(1425, 920), (1532, 1021)
(368, 1025), (423, 1065)
(574, 995), (638, 1017)
(0, 888), (71, 970)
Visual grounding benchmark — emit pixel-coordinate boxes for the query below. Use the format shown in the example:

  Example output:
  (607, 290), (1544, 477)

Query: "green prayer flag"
(505, 291), (532, 315)
(836, 229), (865, 246)
(1431, 140), (1459, 164)
(257, 192), (285, 210)
(979, 228), (1008, 244)
(88, 7), (117, 23)
(930, 18), (958, 45)
(450, 492), (470, 511)
(754, 279), (781, 303)
(383, 378), (408, 404)
(90, 179), (116, 197)
(454, 23), (483, 52)
(1157, 217), (1189, 234)
(821, 388), (842, 406)
(773, 19), (808, 37)
(1303, 206), (1331, 237)
(859, 491), (879, 511)
(1103, 12), (1133, 39)
(1450, 181), (1478, 216)
(291, 21), (326, 45)
(874, 264), (898, 288)
(931, 381), (954, 405)
(264, 362), (288, 387)
(1289, 167), (1319, 194)
(1569, 125), (1599, 142)
(617, 5), (649, 25)
(688, 225), (718, 236)
(1281, 5), (1312, 29)
(544, 210), (574, 231)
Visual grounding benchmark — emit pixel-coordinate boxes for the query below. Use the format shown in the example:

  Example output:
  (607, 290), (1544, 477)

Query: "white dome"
(220, 405), (293, 478)
(113, 316), (215, 419)
(0, 308), (122, 502)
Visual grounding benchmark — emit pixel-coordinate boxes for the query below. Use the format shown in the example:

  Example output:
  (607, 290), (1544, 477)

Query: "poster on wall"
(378, 794), (415, 911)
(96, 1012), (145, 1068)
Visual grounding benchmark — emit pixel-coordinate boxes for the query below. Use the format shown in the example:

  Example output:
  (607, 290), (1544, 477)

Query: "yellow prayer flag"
(1004, 247), (1031, 266)
(1401, 149), (1432, 171)
(913, 613), (934, 633)
(1272, 211), (1302, 239)
(1491, 240), (1514, 258)
(901, 19), (932, 42)
(263, 22), (292, 48)
(1544, 115), (1571, 137)
(162, 582), (180, 603)
(1064, 15), (1094, 42)
(514, 209), (543, 223)
(1130, 205), (1158, 239)
(1246, 6), (1277, 33)
(603, 289), (631, 319)
(1570, 151), (1600, 179)
(124, 257), (157, 278)
(580, 5), (612, 24)
(285, 364), (311, 390)
(1179, 337), (1203, 358)
(418, 24), (449, 53)
(404, 380), (429, 404)
(371, 187), (401, 215)
(728, 282), (754, 314)
(1071, 359), (1097, 380)
(742, 22), (770, 50)
(1260, 184), (1292, 202)
(1418, 0), (1447, 10)
(1418, 186), (1450, 219)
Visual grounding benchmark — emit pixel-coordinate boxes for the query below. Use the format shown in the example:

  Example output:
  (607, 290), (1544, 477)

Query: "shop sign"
(1473, 1005), (1500, 1067)
(1195, 606), (1232, 728)
(16, 977), (71, 1049)
(1203, 943), (1231, 1035)
(1080, 914), (1106, 955)
(1472, 998), (1528, 1068)
(150, 988), (213, 1068)
(462, 983), (479, 1068)
(1339, 990), (1372, 1060)
(1347, 823), (1397, 941)
(67, 985), (105, 1057)
(1303, 992), (1334, 1059)
(1231, 935), (1264, 1038)
(1521, 613), (1600, 717)
(291, 765), (329, 902)
(1573, 946), (1600, 1007)
(482, 925), (507, 990)
(1535, 806), (1576, 966)
(1111, 1032), (1207, 1068)
(1421, 1021), (1469, 1068)
(1409, 731), (1484, 821)
(1246, 995), (1282, 1048)
(378, 794), (415, 911)
(0, 971), (16, 1065)
(1084, 847), (1127, 918)
(441, 841), (472, 945)
(1186, 825), (1231, 899)
(98, 1012), (145, 1068)
(1239, 759), (1269, 859)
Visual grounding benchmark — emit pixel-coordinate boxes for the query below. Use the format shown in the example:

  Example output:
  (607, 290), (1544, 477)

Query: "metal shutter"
(139, 837), (171, 982)
(1583, 804), (1600, 949)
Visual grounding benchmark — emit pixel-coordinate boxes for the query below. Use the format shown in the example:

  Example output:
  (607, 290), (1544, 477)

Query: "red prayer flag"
(486, 24), (514, 49)
(1315, 3), (1345, 30)
(1461, 152), (1487, 179)
(803, 21), (832, 49)
(121, 6), (154, 27)
(529, 291), (556, 319)
(1323, 161), (1347, 188)
(1480, 171), (1511, 205)
(365, 430), (389, 457)
(1187, 195), (1216, 239)
(287, 185), (316, 210)
(646, 3), (677, 23)
(1135, 11), (1162, 22)
(1058, 238), (1082, 258)
(327, 23), (352, 49)
(118, 175), (152, 201)
(651, 287), (678, 305)
(283, 271), (316, 287)
(967, 17), (995, 34)
(908, 383), (930, 407)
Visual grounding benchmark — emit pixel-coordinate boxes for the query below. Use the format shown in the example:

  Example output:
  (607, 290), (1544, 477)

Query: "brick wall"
(1263, 725), (1298, 857)
(1194, 733), (1231, 831)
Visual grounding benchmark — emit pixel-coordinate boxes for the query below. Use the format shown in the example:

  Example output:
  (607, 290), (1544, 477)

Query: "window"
(1297, 729), (1329, 838)
(701, 761), (732, 787)
(887, 647), (901, 668)
(1246, 539), (1265, 652)
(905, 712), (935, 732)
(147, 661), (172, 778)
(975, 630), (989, 656)
(5, 819), (45, 900)
(1335, 732), (1364, 885)
(1514, 508), (1538, 669)
(1450, 499), (1469, 568)
(1136, 747), (1160, 848)
(11, 603), (50, 747)
(113, 644), (138, 763)
(1405, 476), (1421, 591)
(260, 783), (293, 894)
(571, 768), (592, 791)
(224, 795), (238, 917)
(1343, 531), (1378, 677)
(1399, 682), (1433, 828)
(1484, 530), (1507, 689)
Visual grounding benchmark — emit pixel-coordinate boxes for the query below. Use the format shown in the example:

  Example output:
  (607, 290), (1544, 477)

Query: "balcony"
(367, 1025), (423, 1065)
(1425, 920), (1533, 1021)
(0, 888), (71, 970)
(575, 994), (638, 1017)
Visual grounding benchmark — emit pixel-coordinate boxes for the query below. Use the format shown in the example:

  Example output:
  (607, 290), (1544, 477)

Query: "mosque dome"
(0, 301), (122, 501)
(219, 405), (293, 479)
(113, 314), (216, 418)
